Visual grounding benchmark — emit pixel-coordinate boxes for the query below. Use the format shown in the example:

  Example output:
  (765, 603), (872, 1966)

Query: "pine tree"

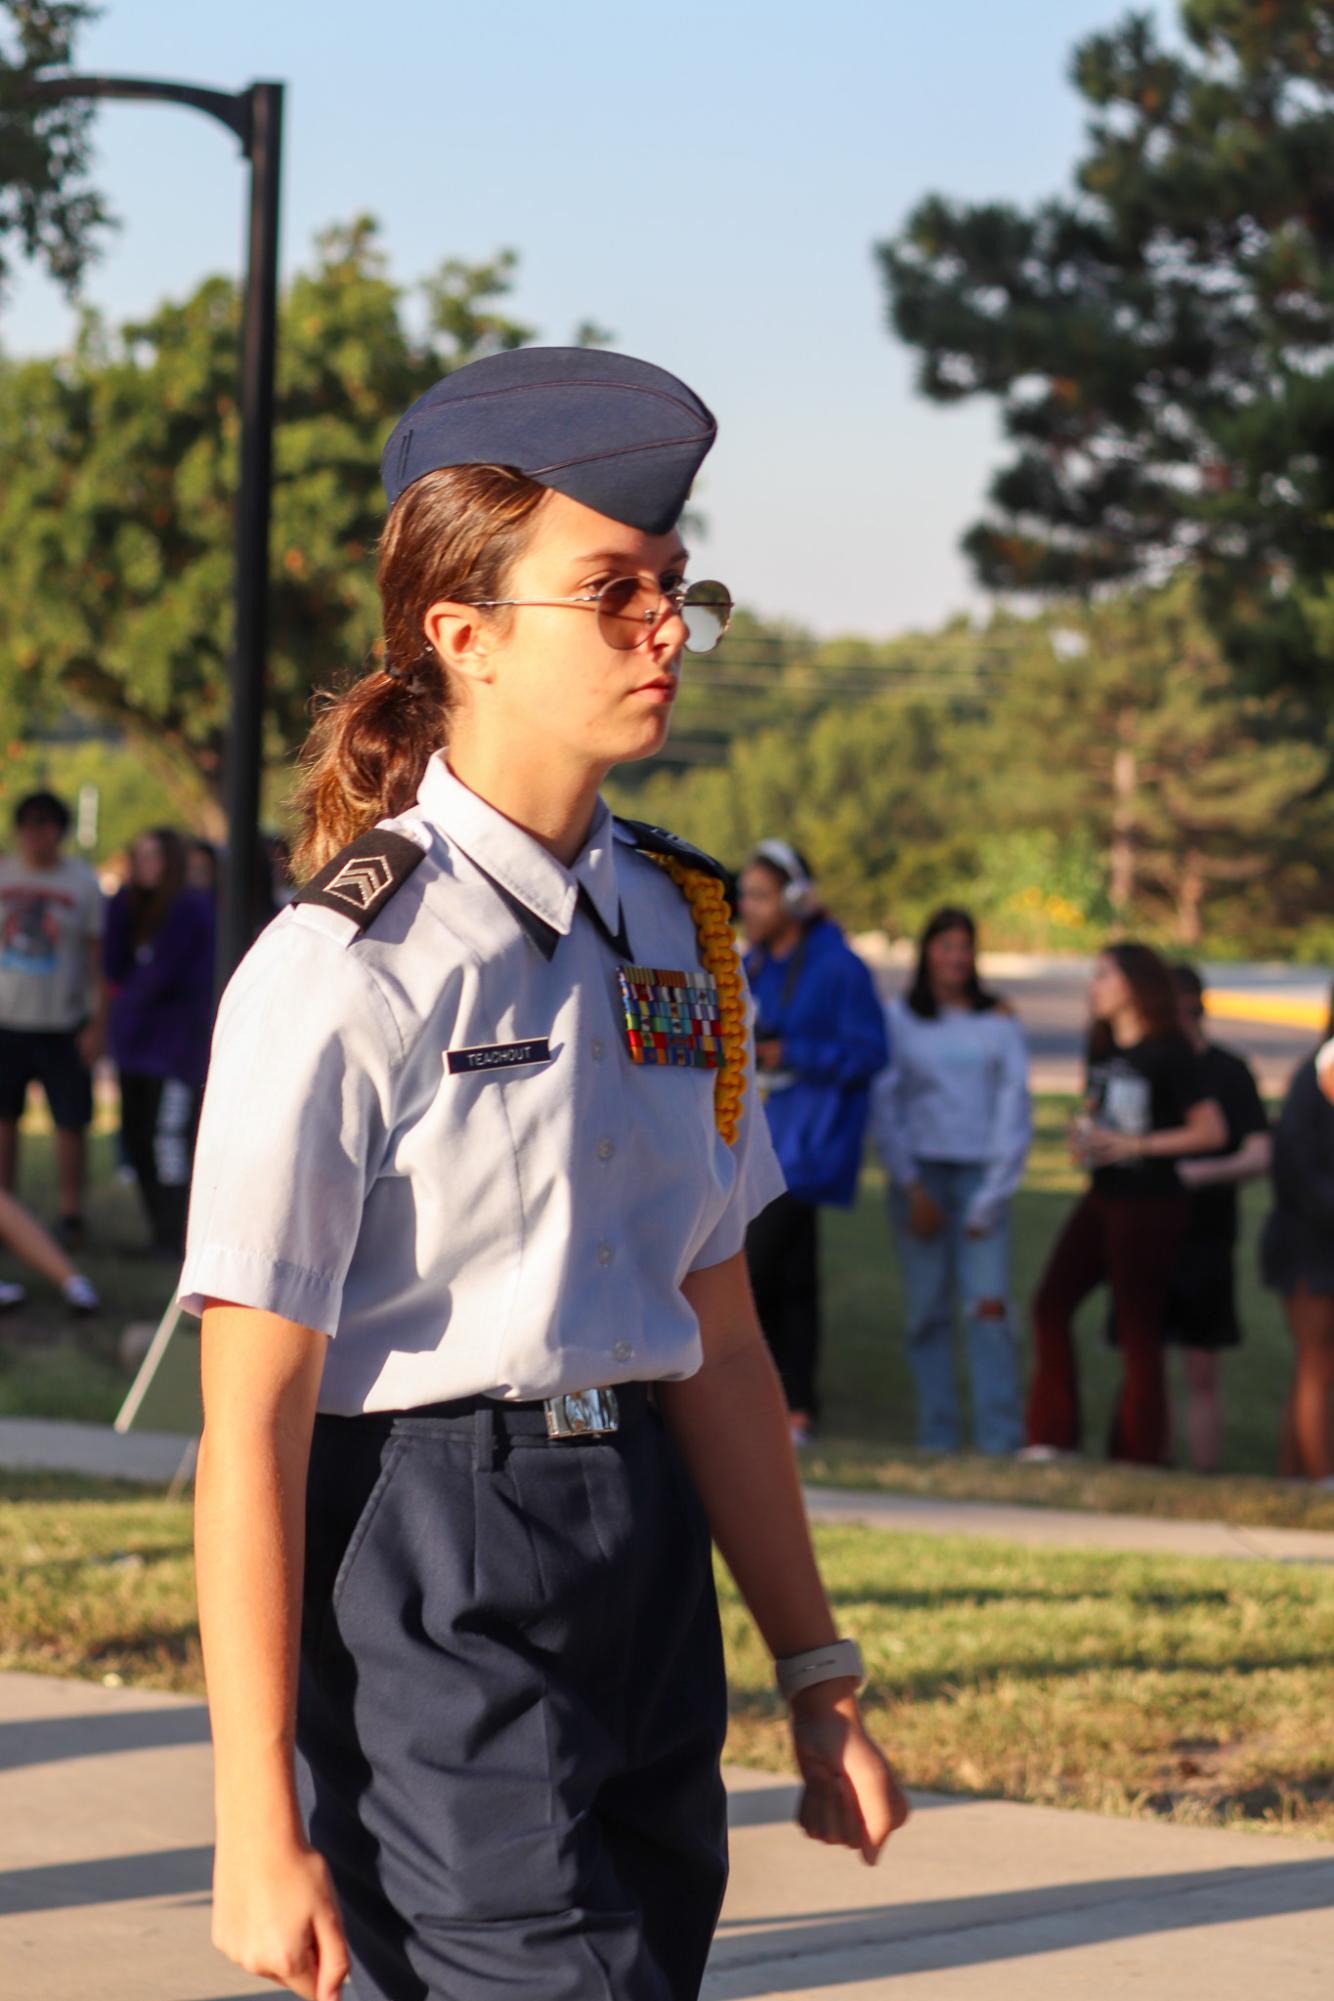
(878, 2), (1334, 707)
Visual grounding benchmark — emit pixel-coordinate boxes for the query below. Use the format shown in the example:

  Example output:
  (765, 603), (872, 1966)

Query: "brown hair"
(906, 905), (1002, 1019)
(1088, 940), (1180, 1059)
(292, 464), (549, 877)
(128, 827), (189, 945)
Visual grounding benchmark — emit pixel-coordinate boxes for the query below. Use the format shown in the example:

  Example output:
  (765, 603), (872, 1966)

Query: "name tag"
(447, 1038), (553, 1076)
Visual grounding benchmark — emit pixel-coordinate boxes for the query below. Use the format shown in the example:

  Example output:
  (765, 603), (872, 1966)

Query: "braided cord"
(648, 855), (748, 1145)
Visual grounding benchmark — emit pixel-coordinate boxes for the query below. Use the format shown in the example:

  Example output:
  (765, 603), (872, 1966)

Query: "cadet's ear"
(423, 600), (495, 684)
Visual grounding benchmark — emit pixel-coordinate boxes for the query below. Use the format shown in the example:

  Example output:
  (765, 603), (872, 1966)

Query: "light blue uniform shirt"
(179, 754), (783, 1414)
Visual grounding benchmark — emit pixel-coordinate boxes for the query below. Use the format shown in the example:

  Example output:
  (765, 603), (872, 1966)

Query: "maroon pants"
(1027, 1189), (1187, 1465)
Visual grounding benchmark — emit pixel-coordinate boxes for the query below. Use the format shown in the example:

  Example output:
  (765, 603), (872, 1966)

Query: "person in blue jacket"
(739, 841), (889, 1443)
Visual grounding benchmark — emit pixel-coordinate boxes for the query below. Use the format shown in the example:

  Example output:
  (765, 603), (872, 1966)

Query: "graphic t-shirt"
(1085, 1031), (1206, 1199)
(0, 855), (105, 1032)
(1185, 1043), (1268, 1248)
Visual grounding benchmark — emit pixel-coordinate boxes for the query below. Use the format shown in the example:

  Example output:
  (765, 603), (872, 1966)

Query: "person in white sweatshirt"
(870, 907), (1031, 1454)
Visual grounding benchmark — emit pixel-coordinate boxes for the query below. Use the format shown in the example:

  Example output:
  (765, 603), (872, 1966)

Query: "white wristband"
(775, 1637), (864, 1702)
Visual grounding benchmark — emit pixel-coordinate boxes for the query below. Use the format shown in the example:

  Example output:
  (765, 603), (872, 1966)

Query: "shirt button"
(597, 1241), (615, 1268)
(612, 1340), (634, 1363)
(597, 1137), (615, 1162)
(591, 1038), (605, 1060)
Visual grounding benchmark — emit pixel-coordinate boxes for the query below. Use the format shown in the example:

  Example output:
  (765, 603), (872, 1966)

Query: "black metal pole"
(18, 72), (283, 989)
(218, 80), (284, 985)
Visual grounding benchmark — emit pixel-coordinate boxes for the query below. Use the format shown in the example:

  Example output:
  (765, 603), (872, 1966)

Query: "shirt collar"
(416, 753), (622, 956)
(571, 800), (622, 941)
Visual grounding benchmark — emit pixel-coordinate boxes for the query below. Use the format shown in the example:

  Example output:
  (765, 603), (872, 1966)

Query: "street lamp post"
(21, 74), (285, 986)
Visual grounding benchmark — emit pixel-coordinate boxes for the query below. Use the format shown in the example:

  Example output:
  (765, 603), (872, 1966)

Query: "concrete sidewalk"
(804, 1485), (1334, 1563)
(0, 1417), (193, 1484)
(1, 1670), (1332, 1999)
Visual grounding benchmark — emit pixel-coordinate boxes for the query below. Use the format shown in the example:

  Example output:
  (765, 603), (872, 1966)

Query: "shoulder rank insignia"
(294, 828), (428, 930)
(614, 816), (736, 910)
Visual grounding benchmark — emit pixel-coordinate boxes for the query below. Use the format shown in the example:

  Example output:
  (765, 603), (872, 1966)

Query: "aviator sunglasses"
(468, 576), (733, 654)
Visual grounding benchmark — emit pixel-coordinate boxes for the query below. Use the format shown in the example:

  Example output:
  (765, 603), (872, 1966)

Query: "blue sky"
(3, 1), (1167, 636)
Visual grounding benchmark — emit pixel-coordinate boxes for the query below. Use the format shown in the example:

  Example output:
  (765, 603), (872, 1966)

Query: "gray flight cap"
(380, 346), (717, 535)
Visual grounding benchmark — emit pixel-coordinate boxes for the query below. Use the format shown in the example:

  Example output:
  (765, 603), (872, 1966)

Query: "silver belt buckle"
(543, 1386), (620, 1440)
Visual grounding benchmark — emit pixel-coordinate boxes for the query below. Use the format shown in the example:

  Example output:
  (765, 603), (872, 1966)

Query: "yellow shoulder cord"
(646, 854), (748, 1146)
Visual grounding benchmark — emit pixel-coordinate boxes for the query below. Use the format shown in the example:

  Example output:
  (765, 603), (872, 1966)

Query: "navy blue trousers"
(297, 1394), (729, 2000)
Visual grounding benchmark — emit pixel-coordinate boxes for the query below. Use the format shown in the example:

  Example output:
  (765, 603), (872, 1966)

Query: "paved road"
(3, 1671), (1332, 2000)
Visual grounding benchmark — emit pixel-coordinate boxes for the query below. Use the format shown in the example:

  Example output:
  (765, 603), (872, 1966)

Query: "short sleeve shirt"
(0, 854), (105, 1032)
(179, 754), (784, 1414)
(1185, 1043), (1268, 1246)
(1085, 1031), (1206, 1198)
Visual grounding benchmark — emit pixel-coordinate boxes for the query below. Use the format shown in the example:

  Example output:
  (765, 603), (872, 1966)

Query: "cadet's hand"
(790, 1683), (910, 1864)
(755, 1039), (785, 1072)
(906, 1185), (945, 1241)
(212, 1834), (350, 2000)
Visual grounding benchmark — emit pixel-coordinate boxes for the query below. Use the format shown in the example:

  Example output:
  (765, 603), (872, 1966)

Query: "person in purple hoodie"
(105, 827), (216, 1256)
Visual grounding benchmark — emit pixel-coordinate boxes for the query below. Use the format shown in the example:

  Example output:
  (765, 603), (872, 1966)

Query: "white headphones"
(750, 839), (817, 918)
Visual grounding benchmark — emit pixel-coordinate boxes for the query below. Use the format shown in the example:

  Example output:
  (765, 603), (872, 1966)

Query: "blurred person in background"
(1132, 965), (1270, 1473)
(739, 841), (888, 1445)
(187, 839), (220, 898)
(1025, 942), (1225, 1465)
(104, 827), (216, 1258)
(1261, 986), (1334, 1481)
(870, 907), (1030, 1456)
(0, 1185), (99, 1314)
(0, 790), (106, 1248)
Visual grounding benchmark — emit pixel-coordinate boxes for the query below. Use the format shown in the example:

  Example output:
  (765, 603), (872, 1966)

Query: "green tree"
(614, 689), (977, 935)
(878, 1), (1334, 704)
(0, 220), (545, 827)
(0, 2), (109, 297)
(969, 580), (1333, 946)
(621, 580), (1334, 954)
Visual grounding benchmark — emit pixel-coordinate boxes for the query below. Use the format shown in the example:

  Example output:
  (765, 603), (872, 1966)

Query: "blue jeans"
(891, 1160), (1022, 1455)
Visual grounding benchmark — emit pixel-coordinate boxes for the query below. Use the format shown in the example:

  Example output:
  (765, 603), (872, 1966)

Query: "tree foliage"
(0, 221), (546, 822)
(623, 578), (1334, 953)
(878, 1), (1334, 702)
(0, 2), (110, 297)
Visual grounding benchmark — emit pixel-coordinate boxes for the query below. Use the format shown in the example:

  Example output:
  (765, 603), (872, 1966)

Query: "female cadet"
(184, 347), (908, 2001)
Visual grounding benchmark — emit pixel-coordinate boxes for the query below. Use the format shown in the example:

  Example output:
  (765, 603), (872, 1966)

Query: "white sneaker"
(0, 1280), (25, 1311)
(62, 1274), (100, 1315)
(1015, 1444), (1062, 1464)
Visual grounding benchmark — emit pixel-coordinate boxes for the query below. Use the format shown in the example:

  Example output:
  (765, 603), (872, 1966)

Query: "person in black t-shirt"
(1261, 985), (1334, 1480)
(1164, 966), (1270, 1471)
(1025, 942), (1225, 1465)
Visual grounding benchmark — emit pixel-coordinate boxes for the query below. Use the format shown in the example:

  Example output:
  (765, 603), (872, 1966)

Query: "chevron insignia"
(326, 853), (394, 910)
(294, 828), (428, 930)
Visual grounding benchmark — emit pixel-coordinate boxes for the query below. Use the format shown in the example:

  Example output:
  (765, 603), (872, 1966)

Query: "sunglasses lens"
(597, 576), (658, 650)
(682, 581), (732, 654)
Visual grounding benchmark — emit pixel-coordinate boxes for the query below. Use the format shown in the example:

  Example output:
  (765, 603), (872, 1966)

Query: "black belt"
(325, 1382), (651, 1442)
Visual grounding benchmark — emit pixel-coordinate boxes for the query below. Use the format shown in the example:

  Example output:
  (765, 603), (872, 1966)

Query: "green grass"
(0, 1122), (191, 1426)
(0, 1470), (200, 1690)
(4, 1467), (1332, 1836)
(721, 1526), (1334, 1838)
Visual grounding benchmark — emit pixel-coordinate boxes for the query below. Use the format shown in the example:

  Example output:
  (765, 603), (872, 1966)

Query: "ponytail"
(291, 464), (549, 879)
